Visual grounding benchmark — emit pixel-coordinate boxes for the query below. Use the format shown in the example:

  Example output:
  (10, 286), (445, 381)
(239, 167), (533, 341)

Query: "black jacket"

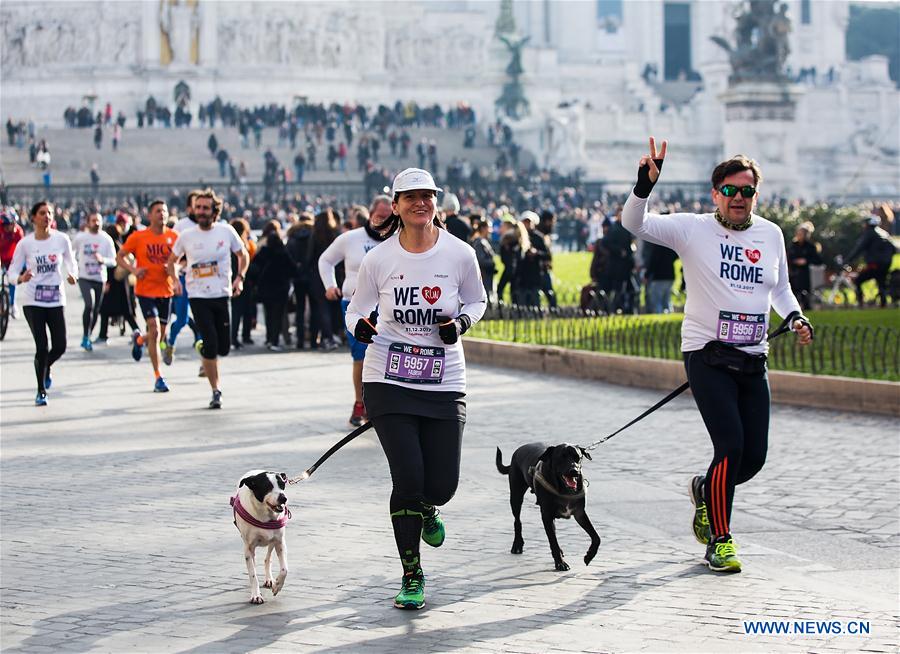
(847, 225), (896, 266)
(248, 243), (295, 302)
(445, 214), (472, 242)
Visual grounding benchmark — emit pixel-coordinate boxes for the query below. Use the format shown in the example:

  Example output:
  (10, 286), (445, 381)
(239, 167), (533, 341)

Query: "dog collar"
(230, 495), (291, 529)
(531, 461), (586, 501)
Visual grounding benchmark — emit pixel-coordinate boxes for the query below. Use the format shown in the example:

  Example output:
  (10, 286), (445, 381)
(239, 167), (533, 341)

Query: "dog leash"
(287, 421), (374, 484)
(583, 311), (807, 451)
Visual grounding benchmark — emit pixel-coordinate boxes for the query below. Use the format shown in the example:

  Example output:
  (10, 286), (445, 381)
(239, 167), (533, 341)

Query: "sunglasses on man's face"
(717, 184), (757, 198)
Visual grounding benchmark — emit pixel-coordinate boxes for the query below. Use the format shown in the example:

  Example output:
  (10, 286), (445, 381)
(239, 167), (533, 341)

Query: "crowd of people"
(0, 149), (826, 607)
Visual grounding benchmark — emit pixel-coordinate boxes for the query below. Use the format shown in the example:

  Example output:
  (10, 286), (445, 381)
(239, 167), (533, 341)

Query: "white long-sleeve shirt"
(345, 229), (487, 392)
(317, 227), (382, 299)
(9, 231), (77, 307)
(72, 230), (117, 282)
(622, 192), (801, 354)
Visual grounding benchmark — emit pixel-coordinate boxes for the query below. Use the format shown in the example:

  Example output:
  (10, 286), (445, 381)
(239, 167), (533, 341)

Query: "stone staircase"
(1, 124), (506, 186)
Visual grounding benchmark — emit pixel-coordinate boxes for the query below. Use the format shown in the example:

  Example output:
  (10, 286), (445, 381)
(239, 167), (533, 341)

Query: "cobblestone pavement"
(1, 301), (897, 653)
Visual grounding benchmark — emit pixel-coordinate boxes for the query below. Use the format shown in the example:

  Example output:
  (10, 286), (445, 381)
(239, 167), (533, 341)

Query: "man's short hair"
(148, 199), (167, 213)
(193, 188), (223, 217)
(711, 155), (763, 189)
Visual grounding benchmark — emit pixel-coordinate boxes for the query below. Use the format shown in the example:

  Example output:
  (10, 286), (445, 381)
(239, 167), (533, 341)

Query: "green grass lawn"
(470, 308), (900, 380)
(529, 251), (900, 309)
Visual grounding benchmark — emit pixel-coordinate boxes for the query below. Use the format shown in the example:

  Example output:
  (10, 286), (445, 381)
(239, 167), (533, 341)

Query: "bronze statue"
(496, 34), (531, 119)
(711, 0), (792, 84)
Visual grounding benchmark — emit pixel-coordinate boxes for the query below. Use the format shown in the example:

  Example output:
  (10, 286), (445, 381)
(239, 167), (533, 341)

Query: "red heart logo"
(745, 249), (761, 264)
(48, 254), (57, 262)
(421, 286), (441, 304)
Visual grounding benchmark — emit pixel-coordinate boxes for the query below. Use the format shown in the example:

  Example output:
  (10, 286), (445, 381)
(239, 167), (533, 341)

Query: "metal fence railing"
(469, 314), (900, 381)
(3, 181), (369, 206)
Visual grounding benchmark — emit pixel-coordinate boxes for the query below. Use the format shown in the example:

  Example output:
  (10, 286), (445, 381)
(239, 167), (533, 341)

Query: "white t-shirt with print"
(345, 229), (487, 393)
(171, 222), (244, 299)
(622, 192), (801, 354)
(318, 227), (383, 300)
(9, 231), (77, 307)
(72, 230), (117, 282)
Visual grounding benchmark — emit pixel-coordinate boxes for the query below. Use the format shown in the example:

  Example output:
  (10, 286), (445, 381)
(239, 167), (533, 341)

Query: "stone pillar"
(198, 0), (217, 68)
(719, 82), (805, 197)
(142, 0), (162, 69)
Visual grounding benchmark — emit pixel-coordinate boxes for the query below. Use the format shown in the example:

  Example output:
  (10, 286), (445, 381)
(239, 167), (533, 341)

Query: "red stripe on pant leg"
(715, 461), (726, 538)
(721, 456), (730, 535)
(709, 462), (722, 536)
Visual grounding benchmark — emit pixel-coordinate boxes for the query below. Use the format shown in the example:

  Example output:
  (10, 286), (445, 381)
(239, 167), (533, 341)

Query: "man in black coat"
(442, 193), (472, 243)
(846, 214), (898, 307)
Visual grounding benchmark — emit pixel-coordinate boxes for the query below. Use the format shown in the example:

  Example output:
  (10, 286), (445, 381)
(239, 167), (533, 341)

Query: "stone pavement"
(1, 298), (897, 653)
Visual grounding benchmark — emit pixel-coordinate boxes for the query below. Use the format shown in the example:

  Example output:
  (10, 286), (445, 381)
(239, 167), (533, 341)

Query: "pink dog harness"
(230, 495), (291, 529)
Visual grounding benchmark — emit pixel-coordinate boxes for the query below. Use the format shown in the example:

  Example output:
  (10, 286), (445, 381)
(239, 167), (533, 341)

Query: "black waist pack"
(701, 341), (767, 375)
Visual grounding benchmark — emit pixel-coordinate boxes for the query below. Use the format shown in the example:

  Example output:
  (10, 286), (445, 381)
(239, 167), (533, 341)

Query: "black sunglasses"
(718, 184), (757, 198)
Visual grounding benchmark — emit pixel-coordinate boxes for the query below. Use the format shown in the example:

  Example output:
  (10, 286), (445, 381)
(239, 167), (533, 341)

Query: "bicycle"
(0, 267), (10, 341)
(811, 257), (856, 307)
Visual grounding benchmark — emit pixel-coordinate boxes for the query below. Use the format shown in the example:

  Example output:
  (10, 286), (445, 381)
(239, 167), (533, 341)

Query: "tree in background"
(846, 3), (900, 87)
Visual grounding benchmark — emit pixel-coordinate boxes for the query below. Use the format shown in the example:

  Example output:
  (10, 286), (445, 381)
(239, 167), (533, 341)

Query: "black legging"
(230, 292), (254, 344)
(262, 298), (287, 346)
(371, 413), (464, 572)
(78, 279), (104, 338)
(684, 351), (769, 540)
(293, 280), (310, 347)
(308, 288), (334, 346)
(23, 305), (67, 393)
(189, 297), (230, 359)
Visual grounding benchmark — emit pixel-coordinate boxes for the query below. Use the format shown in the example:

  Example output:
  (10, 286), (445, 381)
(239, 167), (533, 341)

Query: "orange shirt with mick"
(121, 229), (176, 297)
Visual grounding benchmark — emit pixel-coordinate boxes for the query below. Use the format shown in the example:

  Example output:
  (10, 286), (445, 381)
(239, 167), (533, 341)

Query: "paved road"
(1, 298), (897, 653)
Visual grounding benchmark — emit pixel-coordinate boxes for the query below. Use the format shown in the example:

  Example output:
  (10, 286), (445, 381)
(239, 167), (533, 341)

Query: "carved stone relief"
(216, 5), (385, 70)
(1, 3), (140, 72)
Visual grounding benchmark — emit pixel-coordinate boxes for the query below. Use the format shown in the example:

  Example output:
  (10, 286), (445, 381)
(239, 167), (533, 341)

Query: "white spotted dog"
(231, 470), (291, 604)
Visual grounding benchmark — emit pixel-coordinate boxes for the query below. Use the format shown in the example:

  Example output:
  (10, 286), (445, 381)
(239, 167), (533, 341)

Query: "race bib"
(191, 261), (218, 279)
(717, 311), (766, 345)
(384, 343), (445, 385)
(35, 284), (61, 303)
(85, 260), (102, 275)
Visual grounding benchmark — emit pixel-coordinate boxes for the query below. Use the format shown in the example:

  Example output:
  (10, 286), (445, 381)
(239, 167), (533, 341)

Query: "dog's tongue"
(563, 475), (578, 489)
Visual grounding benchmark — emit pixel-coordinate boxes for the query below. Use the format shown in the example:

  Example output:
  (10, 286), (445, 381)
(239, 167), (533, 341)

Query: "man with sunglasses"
(622, 138), (813, 574)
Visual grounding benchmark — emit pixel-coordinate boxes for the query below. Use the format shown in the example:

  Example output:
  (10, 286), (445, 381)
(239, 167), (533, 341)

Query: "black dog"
(496, 443), (601, 571)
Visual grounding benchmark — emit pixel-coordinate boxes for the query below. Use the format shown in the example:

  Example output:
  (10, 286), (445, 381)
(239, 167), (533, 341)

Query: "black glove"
(634, 158), (665, 199)
(437, 314), (471, 345)
(354, 311), (378, 344)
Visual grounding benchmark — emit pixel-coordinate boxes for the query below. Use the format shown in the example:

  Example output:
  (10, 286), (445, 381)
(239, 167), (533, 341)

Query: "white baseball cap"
(520, 210), (540, 223)
(391, 168), (442, 196)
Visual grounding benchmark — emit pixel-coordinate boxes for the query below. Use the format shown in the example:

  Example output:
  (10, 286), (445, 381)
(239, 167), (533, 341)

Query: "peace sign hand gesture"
(640, 136), (667, 183)
(634, 136), (668, 199)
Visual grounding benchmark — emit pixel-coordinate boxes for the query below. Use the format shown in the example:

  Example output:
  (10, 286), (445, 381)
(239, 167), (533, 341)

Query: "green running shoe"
(705, 537), (742, 573)
(393, 569), (425, 610)
(689, 475), (711, 545)
(422, 507), (445, 548)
